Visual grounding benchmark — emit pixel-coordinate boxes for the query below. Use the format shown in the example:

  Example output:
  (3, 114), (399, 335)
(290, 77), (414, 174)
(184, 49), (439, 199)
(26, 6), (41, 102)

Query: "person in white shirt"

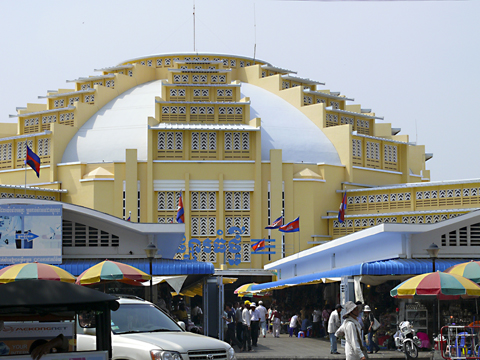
(328, 304), (343, 354)
(312, 305), (321, 338)
(289, 312), (301, 337)
(335, 301), (366, 360)
(249, 302), (260, 347)
(241, 301), (253, 351)
(256, 301), (268, 338)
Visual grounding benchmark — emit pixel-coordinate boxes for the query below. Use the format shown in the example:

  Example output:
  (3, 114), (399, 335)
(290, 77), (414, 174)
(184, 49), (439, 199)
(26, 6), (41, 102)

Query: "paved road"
(234, 334), (434, 360)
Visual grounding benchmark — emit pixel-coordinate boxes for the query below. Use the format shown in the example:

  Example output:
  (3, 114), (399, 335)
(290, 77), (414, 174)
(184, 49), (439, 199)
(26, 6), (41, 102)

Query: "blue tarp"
(251, 258), (474, 292)
(56, 258), (214, 276)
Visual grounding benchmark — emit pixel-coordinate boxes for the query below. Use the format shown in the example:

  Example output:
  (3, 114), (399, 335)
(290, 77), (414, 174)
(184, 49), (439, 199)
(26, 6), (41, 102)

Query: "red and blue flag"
(265, 215), (283, 229)
(126, 215), (131, 221)
(176, 193), (185, 224)
(279, 217), (300, 233)
(338, 191), (347, 223)
(252, 239), (266, 252)
(25, 145), (40, 178)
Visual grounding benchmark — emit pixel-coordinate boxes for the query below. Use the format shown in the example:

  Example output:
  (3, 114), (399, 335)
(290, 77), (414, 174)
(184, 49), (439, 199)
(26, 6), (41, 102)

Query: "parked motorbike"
(394, 321), (422, 359)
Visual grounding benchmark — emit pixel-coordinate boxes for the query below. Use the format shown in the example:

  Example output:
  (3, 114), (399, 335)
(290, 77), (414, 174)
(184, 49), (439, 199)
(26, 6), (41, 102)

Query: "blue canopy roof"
(56, 258), (214, 276)
(251, 258), (474, 292)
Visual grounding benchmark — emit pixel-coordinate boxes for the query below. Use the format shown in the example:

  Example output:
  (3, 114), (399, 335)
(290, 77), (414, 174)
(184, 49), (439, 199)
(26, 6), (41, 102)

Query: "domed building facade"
(1, 53), (479, 275)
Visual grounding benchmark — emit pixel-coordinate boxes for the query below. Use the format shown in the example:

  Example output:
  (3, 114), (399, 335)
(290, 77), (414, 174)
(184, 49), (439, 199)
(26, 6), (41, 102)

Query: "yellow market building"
(1, 53), (479, 275)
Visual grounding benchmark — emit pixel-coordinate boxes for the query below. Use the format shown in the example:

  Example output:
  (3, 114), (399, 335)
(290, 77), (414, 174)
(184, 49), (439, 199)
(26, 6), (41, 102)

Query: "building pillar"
(270, 149), (283, 261)
(125, 149), (138, 222)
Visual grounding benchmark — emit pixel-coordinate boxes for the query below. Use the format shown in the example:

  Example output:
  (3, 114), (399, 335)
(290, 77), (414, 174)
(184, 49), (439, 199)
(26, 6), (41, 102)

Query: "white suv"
(77, 296), (235, 360)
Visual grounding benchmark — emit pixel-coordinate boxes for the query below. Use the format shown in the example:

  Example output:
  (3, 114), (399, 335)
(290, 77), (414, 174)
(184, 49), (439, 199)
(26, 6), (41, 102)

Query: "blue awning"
(251, 258), (475, 292)
(57, 258), (214, 276)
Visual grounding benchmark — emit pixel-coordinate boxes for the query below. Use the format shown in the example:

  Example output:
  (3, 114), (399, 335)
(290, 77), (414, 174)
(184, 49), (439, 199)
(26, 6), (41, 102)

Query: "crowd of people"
(220, 299), (381, 359)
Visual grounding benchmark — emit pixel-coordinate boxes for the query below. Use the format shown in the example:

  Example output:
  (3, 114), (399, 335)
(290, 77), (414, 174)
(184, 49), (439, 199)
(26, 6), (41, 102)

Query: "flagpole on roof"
(298, 215), (301, 254)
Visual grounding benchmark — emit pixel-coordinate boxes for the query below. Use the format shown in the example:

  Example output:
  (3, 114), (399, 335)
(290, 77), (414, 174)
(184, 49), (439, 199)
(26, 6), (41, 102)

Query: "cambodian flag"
(25, 145), (40, 178)
(126, 215), (131, 221)
(252, 239), (266, 252)
(279, 217), (300, 233)
(338, 191), (347, 223)
(265, 215), (283, 229)
(176, 194), (185, 224)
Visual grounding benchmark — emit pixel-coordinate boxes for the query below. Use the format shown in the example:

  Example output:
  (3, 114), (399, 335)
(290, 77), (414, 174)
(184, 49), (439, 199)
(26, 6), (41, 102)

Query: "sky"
(0, 0), (478, 182)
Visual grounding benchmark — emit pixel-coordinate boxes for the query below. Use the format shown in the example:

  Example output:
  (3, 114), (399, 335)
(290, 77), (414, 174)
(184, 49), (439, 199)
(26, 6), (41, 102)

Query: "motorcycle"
(394, 321), (422, 359)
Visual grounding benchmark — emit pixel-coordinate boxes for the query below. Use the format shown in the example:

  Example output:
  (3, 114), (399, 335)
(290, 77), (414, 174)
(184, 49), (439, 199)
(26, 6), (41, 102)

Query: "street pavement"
(234, 334), (434, 360)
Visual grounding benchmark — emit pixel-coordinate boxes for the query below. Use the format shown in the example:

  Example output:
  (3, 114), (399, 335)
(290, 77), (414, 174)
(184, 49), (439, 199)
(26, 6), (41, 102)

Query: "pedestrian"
(223, 303), (243, 352)
(335, 301), (367, 360)
(234, 302), (243, 344)
(191, 303), (203, 325)
(271, 306), (281, 338)
(288, 311), (301, 337)
(328, 304), (343, 354)
(322, 305), (332, 337)
(312, 304), (321, 338)
(257, 300), (268, 338)
(267, 304), (273, 334)
(363, 305), (380, 354)
(249, 302), (260, 347)
(242, 300), (253, 352)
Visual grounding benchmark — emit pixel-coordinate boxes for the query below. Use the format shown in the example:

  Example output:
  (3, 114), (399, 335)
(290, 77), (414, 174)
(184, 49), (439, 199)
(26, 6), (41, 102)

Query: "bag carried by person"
(372, 317), (381, 331)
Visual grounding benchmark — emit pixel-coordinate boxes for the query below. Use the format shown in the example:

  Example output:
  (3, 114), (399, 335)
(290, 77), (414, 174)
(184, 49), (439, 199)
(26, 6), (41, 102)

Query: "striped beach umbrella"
(444, 261), (480, 283)
(0, 262), (76, 284)
(390, 271), (480, 300)
(76, 260), (151, 286)
(234, 283), (257, 295)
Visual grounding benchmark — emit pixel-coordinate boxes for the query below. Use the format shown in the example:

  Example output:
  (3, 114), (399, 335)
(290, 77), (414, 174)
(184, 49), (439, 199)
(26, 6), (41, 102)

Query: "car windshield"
(111, 303), (182, 334)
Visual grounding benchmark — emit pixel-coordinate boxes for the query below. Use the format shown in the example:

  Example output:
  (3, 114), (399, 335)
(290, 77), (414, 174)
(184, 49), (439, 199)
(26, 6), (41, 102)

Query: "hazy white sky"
(1, 0), (478, 181)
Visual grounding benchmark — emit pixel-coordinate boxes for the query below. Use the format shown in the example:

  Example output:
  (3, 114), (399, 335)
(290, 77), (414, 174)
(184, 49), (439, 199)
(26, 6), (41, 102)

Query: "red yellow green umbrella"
(444, 261), (480, 283)
(390, 271), (480, 300)
(76, 260), (151, 286)
(234, 283), (257, 295)
(0, 262), (76, 283)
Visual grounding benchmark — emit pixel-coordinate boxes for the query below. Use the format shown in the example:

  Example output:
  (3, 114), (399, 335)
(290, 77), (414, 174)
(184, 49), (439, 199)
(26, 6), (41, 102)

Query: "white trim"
(67, 74), (115, 83)
(11, 107), (75, 118)
(57, 161), (82, 167)
(94, 64), (133, 72)
(0, 183), (66, 193)
(162, 83), (241, 87)
(352, 166), (402, 175)
(223, 180), (255, 191)
(190, 180), (219, 191)
(326, 107), (384, 120)
(79, 178), (114, 182)
(155, 100), (250, 105)
(150, 123), (259, 131)
(153, 160), (255, 164)
(119, 53), (272, 67)
(322, 208), (476, 219)
(0, 131), (52, 141)
(293, 178), (326, 183)
(304, 89), (354, 102)
(38, 89), (95, 99)
(281, 74), (324, 85)
(261, 64), (296, 74)
(0, 165), (51, 174)
(410, 174), (422, 178)
(153, 180), (186, 191)
(337, 178), (480, 193)
(353, 132), (411, 145)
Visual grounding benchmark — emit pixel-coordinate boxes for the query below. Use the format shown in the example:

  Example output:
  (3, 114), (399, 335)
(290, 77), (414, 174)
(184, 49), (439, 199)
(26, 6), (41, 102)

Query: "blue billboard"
(0, 205), (62, 264)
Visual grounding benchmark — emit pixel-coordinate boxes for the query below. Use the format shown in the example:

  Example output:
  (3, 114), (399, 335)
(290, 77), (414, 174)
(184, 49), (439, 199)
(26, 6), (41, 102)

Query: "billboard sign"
(0, 205), (62, 264)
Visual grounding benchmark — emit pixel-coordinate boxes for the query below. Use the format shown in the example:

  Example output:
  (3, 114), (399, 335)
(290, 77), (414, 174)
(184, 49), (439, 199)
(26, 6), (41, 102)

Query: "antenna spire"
(193, 1), (196, 53)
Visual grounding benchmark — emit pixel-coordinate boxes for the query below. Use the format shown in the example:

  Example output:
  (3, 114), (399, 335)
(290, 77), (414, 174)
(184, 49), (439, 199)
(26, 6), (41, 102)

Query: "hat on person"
(363, 305), (371, 312)
(335, 304), (343, 310)
(251, 302), (256, 307)
(244, 300), (251, 305)
(258, 301), (263, 305)
(343, 301), (359, 316)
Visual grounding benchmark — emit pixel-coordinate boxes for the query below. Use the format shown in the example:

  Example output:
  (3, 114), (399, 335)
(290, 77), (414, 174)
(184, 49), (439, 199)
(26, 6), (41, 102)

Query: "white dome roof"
(62, 80), (341, 165)
(240, 83), (341, 164)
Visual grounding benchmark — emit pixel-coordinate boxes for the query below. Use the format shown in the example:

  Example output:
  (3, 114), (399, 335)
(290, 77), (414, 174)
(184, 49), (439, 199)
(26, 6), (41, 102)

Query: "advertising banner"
(0, 205), (62, 264)
(0, 322), (74, 356)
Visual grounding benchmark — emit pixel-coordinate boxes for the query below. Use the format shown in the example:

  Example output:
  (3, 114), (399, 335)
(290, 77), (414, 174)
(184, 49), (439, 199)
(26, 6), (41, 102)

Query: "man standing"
(249, 302), (260, 347)
(328, 304), (343, 354)
(335, 301), (366, 360)
(234, 302), (243, 344)
(242, 300), (253, 352)
(312, 304), (321, 338)
(257, 301), (268, 338)
(223, 303), (243, 352)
